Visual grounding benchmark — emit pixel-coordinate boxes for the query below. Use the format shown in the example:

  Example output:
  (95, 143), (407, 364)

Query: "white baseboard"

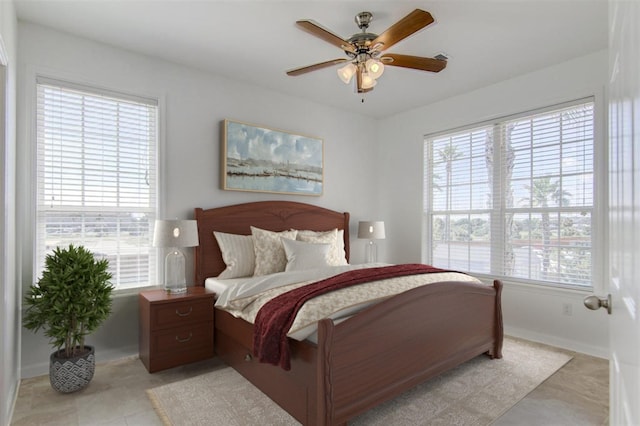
(505, 325), (608, 359)
(94, 345), (139, 364)
(7, 379), (19, 425)
(21, 345), (139, 379)
(20, 359), (48, 379)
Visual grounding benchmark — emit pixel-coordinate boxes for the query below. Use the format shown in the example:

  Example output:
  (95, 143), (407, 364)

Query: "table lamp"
(358, 221), (385, 263)
(152, 219), (199, 293)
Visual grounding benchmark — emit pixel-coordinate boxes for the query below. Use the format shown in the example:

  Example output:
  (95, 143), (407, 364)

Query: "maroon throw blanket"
(253, 263), (448, 370)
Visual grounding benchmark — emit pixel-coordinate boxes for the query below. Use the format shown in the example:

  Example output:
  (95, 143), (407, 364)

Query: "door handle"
(583, 294), (612, 315)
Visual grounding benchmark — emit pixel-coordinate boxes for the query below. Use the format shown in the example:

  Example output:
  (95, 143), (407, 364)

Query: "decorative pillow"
(213, 231), (255, 279)
(251, 226), (298, 276)
(282, 238), (331, 272)
(296, 228), (348, 266)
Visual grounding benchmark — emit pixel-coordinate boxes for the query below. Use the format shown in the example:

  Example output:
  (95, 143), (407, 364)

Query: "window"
(424, 99), (595, 288)
(35, 78), (159, 290)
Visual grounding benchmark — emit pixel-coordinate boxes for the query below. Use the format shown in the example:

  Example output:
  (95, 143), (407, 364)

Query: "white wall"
(0, 1), (18, 424)
(16, 22), (380, 377)
(377, 51), (610, 358)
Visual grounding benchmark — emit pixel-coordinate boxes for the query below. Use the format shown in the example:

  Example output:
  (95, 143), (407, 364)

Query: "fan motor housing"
(346, 34), (380, 60)
(347, 32), (378, 48)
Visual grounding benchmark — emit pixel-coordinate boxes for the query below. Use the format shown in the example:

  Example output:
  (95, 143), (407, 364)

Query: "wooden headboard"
(193, 201), (350, 286)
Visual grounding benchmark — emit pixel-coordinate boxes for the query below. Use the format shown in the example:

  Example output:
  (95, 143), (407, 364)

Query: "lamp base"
(365, 240), (377, 263)
(165, 285), (187, 294)
(164, 249), (187, 293)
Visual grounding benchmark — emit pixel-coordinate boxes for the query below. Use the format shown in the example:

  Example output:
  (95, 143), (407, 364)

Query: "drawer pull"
(175, 306), (193, 317)
(175, 332), (193, 343)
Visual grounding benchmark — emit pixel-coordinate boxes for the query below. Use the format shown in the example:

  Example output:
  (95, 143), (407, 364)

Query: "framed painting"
(221, 119), (324, 196)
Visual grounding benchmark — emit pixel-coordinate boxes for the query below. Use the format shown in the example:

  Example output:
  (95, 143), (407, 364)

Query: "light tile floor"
(493, 351), (609, 425)
(11, 356), (225, 426)
(11, 343), (608, 426)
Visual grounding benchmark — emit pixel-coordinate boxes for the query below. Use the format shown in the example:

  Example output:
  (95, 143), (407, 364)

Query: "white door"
(608, 1), (640, 424)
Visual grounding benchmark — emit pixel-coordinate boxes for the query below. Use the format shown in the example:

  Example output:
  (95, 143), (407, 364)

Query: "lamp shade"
(358, 221), (385, 240)
(337, 63), (357, 84)
(365, 58), (385, 79)
(360, 73), (377, 89)
(152, 220), (199, 248)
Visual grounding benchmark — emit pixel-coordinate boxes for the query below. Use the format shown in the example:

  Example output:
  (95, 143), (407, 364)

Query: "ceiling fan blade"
(296, 20), (356, 53)
(286, 58), (348, 76)
(372, 9), (435, 52)
(381, 53), (447, 72)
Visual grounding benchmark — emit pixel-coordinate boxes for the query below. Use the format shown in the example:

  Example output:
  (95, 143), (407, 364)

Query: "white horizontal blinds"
(36, 78), (159, 290)
(426, 125), (493, 274)
(424, 98), (594, 288)
(502, 101), (594, 287)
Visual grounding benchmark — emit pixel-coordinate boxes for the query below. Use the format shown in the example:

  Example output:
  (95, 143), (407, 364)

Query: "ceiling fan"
(286, 9), (447, 94)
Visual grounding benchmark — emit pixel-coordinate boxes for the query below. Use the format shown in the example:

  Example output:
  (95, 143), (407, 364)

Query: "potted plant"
(24, 244), (114, 393)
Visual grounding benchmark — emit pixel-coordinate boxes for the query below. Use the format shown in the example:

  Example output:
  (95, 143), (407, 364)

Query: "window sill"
(111, 285), (162, 299)
(475, 273), (593, 295)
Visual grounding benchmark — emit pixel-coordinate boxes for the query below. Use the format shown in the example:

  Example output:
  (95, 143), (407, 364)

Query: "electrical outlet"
(562, 303), (573, 316)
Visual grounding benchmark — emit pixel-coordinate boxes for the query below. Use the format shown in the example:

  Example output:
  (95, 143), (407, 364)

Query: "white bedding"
(204, 276), (246, 295)
(214, 263), (384, 306)
(212, 264), (484, 341)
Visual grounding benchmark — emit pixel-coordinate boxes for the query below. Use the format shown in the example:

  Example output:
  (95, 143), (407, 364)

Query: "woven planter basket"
(49, 345), (95, 393)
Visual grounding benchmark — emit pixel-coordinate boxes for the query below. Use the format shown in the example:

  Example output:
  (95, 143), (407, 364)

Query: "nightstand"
(139, 287), (215, 373)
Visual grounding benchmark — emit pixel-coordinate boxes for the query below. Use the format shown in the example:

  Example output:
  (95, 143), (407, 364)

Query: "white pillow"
(251, 226), (298, 276)
(213, 231), (255, 279)
(282, 238), (331, 272)
(296, 228), (348, 266)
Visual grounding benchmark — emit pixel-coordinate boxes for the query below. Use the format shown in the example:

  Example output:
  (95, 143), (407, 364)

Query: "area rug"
(147, 337), (572, 426)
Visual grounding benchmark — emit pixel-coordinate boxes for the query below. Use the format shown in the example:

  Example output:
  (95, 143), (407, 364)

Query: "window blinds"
(427, 126), (493, 274)
(36, 78), (159, 290)
(424, 99), (594, 288)
(501, 102), (594, 286)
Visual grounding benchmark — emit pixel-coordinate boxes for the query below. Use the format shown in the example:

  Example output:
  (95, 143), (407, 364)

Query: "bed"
(194, 200), (503, 425)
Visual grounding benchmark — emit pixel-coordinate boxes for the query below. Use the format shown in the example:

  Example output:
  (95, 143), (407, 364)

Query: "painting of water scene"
(222, 119), (323, 196)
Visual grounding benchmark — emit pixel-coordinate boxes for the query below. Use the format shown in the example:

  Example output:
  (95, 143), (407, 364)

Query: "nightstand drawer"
(139, 288), (216, 373)
(151, 299), (213, 330)
(152, 322), (214, 356)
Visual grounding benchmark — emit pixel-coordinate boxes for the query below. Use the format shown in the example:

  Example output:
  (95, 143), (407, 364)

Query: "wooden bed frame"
(194, 201), (503, 425)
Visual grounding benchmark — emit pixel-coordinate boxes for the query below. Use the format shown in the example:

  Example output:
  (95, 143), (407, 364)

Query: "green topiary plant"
(24, 244), (114, 358)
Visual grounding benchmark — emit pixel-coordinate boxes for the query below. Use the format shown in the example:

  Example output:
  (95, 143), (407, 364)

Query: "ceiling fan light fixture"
(365, 58), (385, 79)
(361, 72), (377, 89)
(337, 63), (357, 84)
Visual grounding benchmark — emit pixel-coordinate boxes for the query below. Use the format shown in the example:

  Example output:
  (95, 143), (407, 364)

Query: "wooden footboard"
(214, 279), (503, 426)
(316, 279), (503, 425)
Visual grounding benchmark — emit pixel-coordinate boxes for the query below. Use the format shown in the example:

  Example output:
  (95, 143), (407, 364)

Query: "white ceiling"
(14, 0), (608, 118)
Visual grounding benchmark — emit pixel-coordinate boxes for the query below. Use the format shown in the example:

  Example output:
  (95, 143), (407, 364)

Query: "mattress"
(211, 264), (484, 341)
